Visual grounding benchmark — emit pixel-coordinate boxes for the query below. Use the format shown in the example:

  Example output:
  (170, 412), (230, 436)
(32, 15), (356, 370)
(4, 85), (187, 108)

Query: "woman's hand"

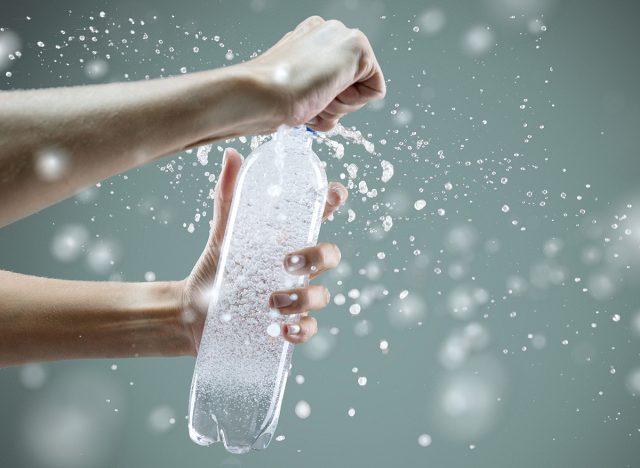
(246, 16), (386, 132)
(179, 147), (348, 354)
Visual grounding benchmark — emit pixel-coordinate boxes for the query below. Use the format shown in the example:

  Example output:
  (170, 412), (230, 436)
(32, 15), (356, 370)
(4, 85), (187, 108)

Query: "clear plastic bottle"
(188, 126), (327, 454)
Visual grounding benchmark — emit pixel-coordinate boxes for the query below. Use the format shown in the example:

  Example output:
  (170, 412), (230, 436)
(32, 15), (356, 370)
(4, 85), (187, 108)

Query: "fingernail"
(222, 148), (230, 166)
(285, 324), (301, 335)
(270, 293), (297, 308)
(284, 254), (306, 272)
(327, 187), (342, 206)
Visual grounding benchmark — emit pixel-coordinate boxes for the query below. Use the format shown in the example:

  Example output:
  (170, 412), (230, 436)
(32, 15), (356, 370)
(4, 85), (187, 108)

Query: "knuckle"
(350, 28), (368, 47)
(307, 15), (324, 25)
(326, 19), (345, 29)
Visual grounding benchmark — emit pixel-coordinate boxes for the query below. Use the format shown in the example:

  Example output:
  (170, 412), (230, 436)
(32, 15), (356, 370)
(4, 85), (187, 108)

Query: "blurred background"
(1, 0), (639, 467)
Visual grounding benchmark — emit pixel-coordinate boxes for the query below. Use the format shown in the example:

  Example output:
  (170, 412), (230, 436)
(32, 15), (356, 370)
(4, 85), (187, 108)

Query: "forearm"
(0, 270), (190, 367)
(0, 64), (280, 227)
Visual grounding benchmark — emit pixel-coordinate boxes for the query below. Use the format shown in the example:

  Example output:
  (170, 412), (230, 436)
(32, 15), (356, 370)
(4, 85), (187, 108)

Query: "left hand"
(179, 147), (348, 354)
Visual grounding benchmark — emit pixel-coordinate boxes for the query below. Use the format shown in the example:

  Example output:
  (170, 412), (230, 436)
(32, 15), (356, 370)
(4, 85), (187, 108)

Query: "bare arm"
(0, 149), (348, 368)
(0, 16), (384, 227)
(0, 66), (276, 226)
(0, 270), (188, 367)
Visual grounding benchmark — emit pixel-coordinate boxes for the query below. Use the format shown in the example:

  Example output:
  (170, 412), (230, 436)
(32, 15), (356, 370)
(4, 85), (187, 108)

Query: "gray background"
(1, 0), (639, 467)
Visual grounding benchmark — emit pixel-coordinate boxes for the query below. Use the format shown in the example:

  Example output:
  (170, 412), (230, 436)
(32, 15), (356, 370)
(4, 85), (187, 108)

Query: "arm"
(0, 270), (188, 367)
(0, 148), (348, 368)
(0, 67), (277, 227)
(0, 16), (384, 227)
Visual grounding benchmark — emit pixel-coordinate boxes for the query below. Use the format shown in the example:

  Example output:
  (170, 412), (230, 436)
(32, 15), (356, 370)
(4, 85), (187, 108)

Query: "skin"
(0, 16), (385, 367)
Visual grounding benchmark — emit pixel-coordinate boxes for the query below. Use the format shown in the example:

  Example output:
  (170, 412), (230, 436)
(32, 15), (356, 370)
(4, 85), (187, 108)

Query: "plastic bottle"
(188, 126), (327, 454)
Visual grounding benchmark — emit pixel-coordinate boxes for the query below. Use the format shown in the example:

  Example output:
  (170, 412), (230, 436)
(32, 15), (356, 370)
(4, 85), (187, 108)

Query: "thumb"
(209, 147), (243, 249)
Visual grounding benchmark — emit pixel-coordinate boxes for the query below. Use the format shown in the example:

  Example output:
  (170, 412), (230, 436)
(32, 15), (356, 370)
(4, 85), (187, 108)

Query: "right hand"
(247, 16), (386, 132)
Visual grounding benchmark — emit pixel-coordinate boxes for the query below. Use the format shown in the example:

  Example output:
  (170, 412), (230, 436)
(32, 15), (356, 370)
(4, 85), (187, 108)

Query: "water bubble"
(393, 108), (413, 126)
(587, 272), (616, 301)
(84, 58), (108, 80)
(353, 319), (373, 337)
(461, 25), (495, 57)
(445, 225), (478, 255)
(531, 334), (547, 350)
(501, 204), (510, 213)
(225, 50), (235, 61)
(20, 364), (47, 389)
(34, 147), (70, 182)
(414, 199), (427, 211)
(0, 29), (21, 71)
(506, 275), (528, 296)
(382, 215), (393, 232)
(380, 160), (394, 182)
(148, 405), (176, 433)
(444, 181), (453, 191)
(86, 239), (119, 275)
(144, 271), (156, 282)
(196, 144), (212, 166)
(431, 355), (507, 441)
(357, 376), (368, 386)
(347, 407), (356, 417)
(626, 368), (640, 396)
(379, 340), (389, 352)
(266, 323), (281, 337)
(543, 238), (564, 258)
(301, 327), (336, 360)
(632, 311), (640, 338)
(50, 224), (89, 262)
(349, 303), (362, 316)
(417, 8), (446, 35)
(447, 285), (487, 319)
(294, 400), (311, 419)
(437, 208), (446, 216)
(389, 294), (426, 329)
(22, 370), (123, 468)
(295, 374), (305, 384)
(417, 433), (433, 447)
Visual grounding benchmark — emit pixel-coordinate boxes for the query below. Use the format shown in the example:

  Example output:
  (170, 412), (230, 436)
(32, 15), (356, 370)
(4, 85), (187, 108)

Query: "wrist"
(179, 64), (288, 149)
(133, 280), (192, 357)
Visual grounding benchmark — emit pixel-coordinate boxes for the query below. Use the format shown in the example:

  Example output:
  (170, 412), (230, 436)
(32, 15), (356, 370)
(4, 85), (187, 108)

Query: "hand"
(179, 147), (348, 354)
(246, 16), (386, 132)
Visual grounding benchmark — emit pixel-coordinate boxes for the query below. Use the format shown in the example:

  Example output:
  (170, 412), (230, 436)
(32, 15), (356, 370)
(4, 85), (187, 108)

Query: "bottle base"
(188, 425), (274, 454)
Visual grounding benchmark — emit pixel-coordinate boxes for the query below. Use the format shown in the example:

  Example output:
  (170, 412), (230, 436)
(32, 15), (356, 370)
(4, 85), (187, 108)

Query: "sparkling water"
(188, 126), (327, 454)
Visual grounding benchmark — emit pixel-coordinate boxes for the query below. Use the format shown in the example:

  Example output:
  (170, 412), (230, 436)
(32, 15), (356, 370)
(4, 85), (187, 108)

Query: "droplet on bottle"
(266, 323), (280, 337)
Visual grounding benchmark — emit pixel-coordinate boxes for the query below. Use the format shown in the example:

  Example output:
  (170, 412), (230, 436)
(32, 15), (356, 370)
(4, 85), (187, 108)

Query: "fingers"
(307, 114), (339, 132)
(282, 315), (318, 344)
(269, 284), (330, 314)
(323, 182), (348, 220)
(283, 242), (341, 279)
(209, 148), (243, 247)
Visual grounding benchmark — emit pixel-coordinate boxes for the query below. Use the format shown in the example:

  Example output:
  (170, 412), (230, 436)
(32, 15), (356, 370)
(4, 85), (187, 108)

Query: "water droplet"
(295, 400), (311, 419)
(418, 433), (432, 447)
